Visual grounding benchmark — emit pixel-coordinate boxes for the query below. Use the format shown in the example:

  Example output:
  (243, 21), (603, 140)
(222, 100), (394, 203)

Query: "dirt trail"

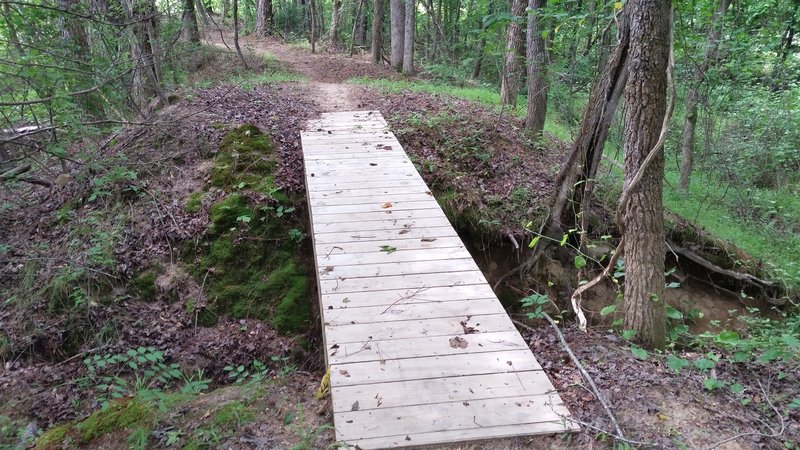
(204, 30), (390, 113)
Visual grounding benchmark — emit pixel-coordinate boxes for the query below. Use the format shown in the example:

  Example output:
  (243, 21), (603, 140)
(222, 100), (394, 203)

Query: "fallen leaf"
(339, 369), (350, 377)
(379, 245), (397, 254)
(399, 229), (410, 234)
(382, 202), (393, 208)
(421, 237), (437, 242)
(460, 320), (477, 334)
(329, 344), (340, 356)
(449, 336), (469, 349)
(351, 401), (360, 411)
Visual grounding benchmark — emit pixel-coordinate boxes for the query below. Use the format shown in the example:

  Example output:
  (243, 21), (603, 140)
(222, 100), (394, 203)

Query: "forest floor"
(0, 29), (798, 450)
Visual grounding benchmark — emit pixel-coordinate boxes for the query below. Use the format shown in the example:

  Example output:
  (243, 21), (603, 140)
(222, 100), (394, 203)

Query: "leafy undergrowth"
(0, 51), (326, 447)
(356, 89), (569, 241)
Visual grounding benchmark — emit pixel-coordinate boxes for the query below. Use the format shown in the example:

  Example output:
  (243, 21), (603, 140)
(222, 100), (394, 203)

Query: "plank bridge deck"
(301, 110), (579, 449)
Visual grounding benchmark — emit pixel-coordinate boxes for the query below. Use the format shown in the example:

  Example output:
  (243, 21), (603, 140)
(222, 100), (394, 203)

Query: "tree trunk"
(233, 0), (247, 66)
(2, 2), (24, 54)
(310, 0), (317, 52)
(499, 0), (526, 106)
(124, 0), (164, 114)
(194, 0), (210, 26)
(182, 0), (200, 42)
(372, 0), (385, 63)
(255, 0), (266, 35)
(402, 0), (415, 73)
(390, 0), (405, 70)
(472, 34), (487, 79)
(525, 0), (548, 134)
(330, 0), (342, 47)
(622, 0), (671, 349)
(222, 0), (229, 23)
(350, 0), (365, 54)
(679, 0), (730, 190)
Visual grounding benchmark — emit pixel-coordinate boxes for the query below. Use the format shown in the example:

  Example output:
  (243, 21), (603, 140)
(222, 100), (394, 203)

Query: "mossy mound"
(35, 398), (156, 449)
(211, 124), (283, 198)
(187, 124), (310, 334)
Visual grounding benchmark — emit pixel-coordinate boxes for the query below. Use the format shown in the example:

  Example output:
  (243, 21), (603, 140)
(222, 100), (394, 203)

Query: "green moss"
(132, 269), (159, 301)
(35, 422), (73, 449)
(208, 194), (252, 234)
(185, 192), (204, 213)
(76, 398), (156, 443)
(211, 125), (276, 189)
(35, 399), (155, 449)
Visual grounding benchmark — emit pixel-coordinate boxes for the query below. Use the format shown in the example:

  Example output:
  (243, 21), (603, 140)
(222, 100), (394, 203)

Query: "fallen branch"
(513, 315), (626, 441)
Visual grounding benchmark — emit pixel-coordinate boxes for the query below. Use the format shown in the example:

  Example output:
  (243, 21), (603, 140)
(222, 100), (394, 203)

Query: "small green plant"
(521, 292), (549, 319)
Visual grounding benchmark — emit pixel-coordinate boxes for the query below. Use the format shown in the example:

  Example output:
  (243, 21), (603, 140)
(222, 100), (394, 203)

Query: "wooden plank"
(329, 350), (542, 387)
(319, 271), (488, 294)
(319, 258), (479, 280)
(312, 201), (442, 215)
(318, 246), (472, 266)
(336, 394), (570, 440)
(327, 330), (529, 365)
(322, 298), (506, 326)
(330, 370), (554, 412)
(307, 171), (421, 182)
(309, 179), (424, 191)
(315, 236), (466, 256)
(345, 419), (578, 449)
(313, 216), (451, 233)
(313, 225), (457, 245)
(320, 284), (496, 308)
(311, 193), (436, 207)
(309, 186), (432, 199)
(324, 314), (515, 343)
(312, 208), (443, 224)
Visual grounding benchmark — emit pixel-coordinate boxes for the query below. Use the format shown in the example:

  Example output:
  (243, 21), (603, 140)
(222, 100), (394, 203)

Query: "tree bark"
(255, 0), (266, 35)
(499, 0), (526, 106)
(372, 0), (385, 63)
(124, 0), (165, 114)
(194, 0), (210, 26)
(310, 0), (317, 53)
(390, 0), (405, 70)
(330, 0), (342, 47)
(622, 0), (671, 349)
(233, 0), (247, 66)
(402, 0), (415, 73)
(182, 0), (200, 42)
(350, 0), (365, 54)
(678, 0), (730, 190)
(525, 0), (548, 134)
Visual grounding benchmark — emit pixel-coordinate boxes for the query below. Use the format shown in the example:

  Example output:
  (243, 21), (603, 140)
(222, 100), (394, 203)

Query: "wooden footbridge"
(301, 111), (579, 448)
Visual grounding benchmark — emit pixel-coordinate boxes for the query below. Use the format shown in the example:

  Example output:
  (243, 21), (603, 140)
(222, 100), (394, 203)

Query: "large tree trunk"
(678, 0), (730, 190)
(182, 0), (200, 42)
(194, 0), (210, 26)
(525, 0), (548, 134)
(350, 0), (365, 54)
(372, 0), (385, 63)
(124, 0), (165, 114)
(402, 0), (415, 73)
(622, 0), (671, 349)
(266, 0), (273, 31)
(330, 0), (342, 47)
(390, 0), (405, 70)
(499, 0), (525, 106)
(255, 0), (266, 35)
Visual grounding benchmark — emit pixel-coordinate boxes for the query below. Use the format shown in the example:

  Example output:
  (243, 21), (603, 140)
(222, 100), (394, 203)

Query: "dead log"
(0, 163), (53, 187)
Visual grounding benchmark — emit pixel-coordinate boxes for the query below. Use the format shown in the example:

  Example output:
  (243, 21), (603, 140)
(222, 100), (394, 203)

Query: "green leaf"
(630, 346), (648, 360)
(781, 334), (800, 348)
(665, 282), (681, 289)
(600, 304), (617, 316)
(574, 255), (587, 269)
(236, 215), (251, 223)
(559, 234), (568, 246)
(379, 245), (397, 254)
(666, 354), (689, 373)
(703, 377), (725, 391)
(729, 383), (745, 394)
(731, 351), (750, 363)
(788, 398), (800, 410)
(665, 307), (683, 320)
(528, 235), (541, 249)
(758, 348), (783, 363)
(694, 358), (715, 371)
(621, 329), (637, 340)
(716, 330), (740, 344)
